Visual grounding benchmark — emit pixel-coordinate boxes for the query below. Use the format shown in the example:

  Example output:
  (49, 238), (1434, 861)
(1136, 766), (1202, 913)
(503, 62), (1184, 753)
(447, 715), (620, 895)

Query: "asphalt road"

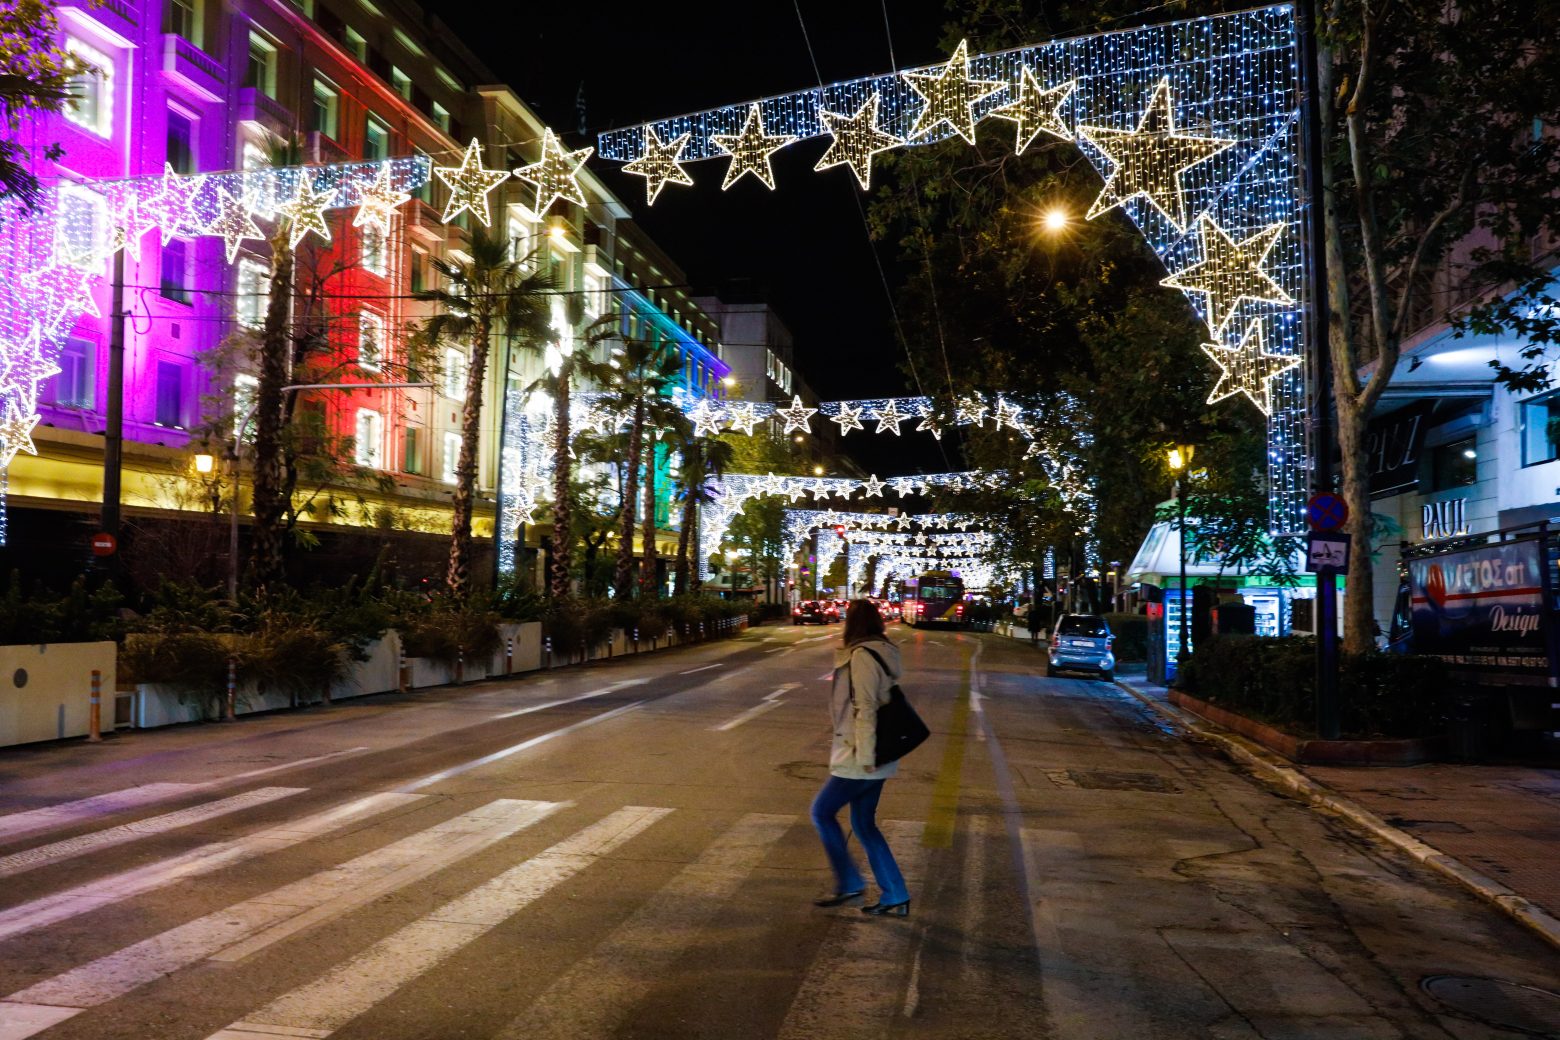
(0, 622), (1556, 1040)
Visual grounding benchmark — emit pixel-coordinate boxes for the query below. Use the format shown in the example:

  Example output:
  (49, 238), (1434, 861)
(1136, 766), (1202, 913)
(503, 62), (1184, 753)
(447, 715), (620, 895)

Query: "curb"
(1112, 678), (1560, 955)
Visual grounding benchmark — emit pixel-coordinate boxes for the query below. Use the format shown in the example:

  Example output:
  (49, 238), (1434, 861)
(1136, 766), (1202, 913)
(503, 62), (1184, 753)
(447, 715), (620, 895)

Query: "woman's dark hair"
(843, 599), (886, 645)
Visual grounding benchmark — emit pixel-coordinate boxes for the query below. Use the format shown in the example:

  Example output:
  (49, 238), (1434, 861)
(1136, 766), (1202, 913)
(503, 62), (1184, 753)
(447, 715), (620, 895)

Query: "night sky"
(437, 0), (957, 475)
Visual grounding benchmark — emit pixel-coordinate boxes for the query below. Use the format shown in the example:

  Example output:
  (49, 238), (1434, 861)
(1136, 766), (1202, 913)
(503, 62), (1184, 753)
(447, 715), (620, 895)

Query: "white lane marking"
(0, 1004), (77, 1040)
(712, 684), (799, 732)
(489, 679), (648, 719)
(817, 672), (834, 681)
(398, 701), (645, 792)
(764, 647), (787, 654)
(491, 813), (794, 1040)
(0, 793), (422, 943)
(0, 784), (196, 844)
(206, 806), (674, 1040)
(219, 747), (371, 785)
(678, 663), (723, 675)
(0, 802), (564, 1035)
(0, 787), (305, 879)
(777, 821), (928, 1040)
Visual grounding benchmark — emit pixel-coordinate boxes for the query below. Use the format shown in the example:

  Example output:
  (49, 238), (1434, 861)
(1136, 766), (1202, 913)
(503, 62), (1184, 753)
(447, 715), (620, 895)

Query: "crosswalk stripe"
(0, 784), (197, 844)
(0, 792), (422, 944)
(0, 799), (563, 1038)
(776, 820), (929, 1040)
(206, 805), (675, 1040)
(491, 812), (795, 1040)
(0, 788), (305, 880)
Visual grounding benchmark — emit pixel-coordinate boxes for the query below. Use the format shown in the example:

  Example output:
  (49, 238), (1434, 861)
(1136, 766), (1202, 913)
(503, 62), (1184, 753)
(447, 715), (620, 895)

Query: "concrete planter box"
(489, 623), (543, 676)
(1170, 689), (1447, 765)
(0, 642), (117, 747)
(332, 636), (400, 700)
(408, 657), (454, 689)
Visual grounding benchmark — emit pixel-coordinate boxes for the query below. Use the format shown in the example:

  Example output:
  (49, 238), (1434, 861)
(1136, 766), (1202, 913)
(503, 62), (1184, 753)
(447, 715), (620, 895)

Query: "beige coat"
(828, 638), (902, 780)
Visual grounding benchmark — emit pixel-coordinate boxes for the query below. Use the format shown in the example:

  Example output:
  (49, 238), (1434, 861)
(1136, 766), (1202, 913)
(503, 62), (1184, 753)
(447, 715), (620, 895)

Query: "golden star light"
(711, 104), (796, 191)
(435, 139), (511, 226)
(0, 402), (40, 467)
(874, 399), (906, 435)
(1161, 217), (1293, 336)
(903, 39), (1005, 145)
(513, 128), (593, 215)
(276, 173), (337, 249)
(205, 186), (265, 263)
(989, 68), (1075, 155)
(814, 94), (901, 190)
(724, 401), (763, 435)
(353, 162), (411, 236)
(831, 401), (865, 435)
(1078, 78), (1234, 232)
(622, 127), (693, 205)
(1201, 319), (1301, 416)
(776, 395), (817, 433)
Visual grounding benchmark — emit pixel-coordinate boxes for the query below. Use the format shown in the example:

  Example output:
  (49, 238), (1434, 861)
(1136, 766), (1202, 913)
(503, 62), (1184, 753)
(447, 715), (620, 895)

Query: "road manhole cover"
(1047, 769), (1181, 793)
(1422, 975), (1560, 1035)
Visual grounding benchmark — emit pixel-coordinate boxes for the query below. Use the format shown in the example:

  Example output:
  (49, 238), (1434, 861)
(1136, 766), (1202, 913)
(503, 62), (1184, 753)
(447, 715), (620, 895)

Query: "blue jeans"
(810, 775), (909, 904)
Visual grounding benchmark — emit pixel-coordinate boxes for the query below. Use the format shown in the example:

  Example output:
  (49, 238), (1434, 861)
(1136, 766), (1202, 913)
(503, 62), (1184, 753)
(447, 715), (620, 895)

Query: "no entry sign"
(1307, 493), (1349, 532)
(90, 532), (117, 556)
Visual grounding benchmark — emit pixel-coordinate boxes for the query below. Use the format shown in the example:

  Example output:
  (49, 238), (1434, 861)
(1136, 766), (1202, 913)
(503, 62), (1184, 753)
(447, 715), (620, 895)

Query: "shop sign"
(1407, 539), (1552, 685)
(1422, 497), (1469, 540)
(1366, 401), (1432, 499)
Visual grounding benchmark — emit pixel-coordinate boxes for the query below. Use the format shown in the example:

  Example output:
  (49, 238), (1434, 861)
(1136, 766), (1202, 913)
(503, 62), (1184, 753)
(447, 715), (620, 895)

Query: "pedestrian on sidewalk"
(810, 599), (911, 917)
(1027, 596), (1044, 648)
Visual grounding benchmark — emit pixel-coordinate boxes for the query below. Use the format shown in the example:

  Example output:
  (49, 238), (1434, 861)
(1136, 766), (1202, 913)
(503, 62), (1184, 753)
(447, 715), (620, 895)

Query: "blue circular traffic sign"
(1307, 493), (1349, 532)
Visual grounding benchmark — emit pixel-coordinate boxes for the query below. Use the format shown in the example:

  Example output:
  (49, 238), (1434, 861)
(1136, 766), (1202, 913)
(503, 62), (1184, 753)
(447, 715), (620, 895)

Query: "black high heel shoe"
(861, 899), (910, 917)
(813, 889), (865, 908)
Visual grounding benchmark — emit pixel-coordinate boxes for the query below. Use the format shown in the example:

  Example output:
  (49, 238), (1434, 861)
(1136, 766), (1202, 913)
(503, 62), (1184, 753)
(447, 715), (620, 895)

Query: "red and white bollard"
(225, 657), (237, 721)
(87, 669), (102, 742)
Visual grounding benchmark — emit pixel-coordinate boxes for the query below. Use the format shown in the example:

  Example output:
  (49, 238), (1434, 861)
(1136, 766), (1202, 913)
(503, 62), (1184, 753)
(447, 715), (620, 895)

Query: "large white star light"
(831, 401), (865, 435)
(435, 139), (511, 226)
(777, 395), (817, 434)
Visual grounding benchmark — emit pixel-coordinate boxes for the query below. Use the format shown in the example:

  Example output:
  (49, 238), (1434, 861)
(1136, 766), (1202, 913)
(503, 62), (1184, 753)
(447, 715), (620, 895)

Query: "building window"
(1521, 392), (1560, 466)
(443, 346), (467, 398)
(343, 26), (367, 62)
(354, 408), (383, 467)
(410, 246), (426, 292)
(1430, 436), (1479, 491)
(361, 223), (387, 276)
(506, 215), (533, 265)
(359, 311), (384, 370)
(241, 139), (266, 172)
(390, 66), (411, 101)
(64, 38), (113, 137)
(311, 78), (339, 140)
(160, 239), (190, 303)
(165, 0), (201, 45)
(431, 101), (451, 133)
(363, 116), (389, 161)
(403, 427), (424, 474)
(154, 361), (184, 428)
(48, 337), (93, 408)
(233, 373), (258, 440)
(236, 258), (269, 327)
(243, 33), (277, 97)
(441, 431), (461, 483)
(166, 110), (194, 174)
(583, 270), (605, 318)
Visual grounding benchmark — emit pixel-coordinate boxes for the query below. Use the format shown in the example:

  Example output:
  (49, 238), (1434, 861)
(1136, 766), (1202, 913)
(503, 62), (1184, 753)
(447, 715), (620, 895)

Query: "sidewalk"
(1114, 671), (1560, 952)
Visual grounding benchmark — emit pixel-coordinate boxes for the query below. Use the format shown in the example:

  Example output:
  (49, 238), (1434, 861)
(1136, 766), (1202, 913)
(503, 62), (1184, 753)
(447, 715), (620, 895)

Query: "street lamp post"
(1167, 445), (1195, 679)
(226, 381), (432, 600)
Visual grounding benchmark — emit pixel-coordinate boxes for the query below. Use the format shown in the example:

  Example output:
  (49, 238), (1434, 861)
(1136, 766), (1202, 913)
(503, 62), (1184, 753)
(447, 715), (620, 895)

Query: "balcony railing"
(237, 88), (295, 136)
(161, 34), (224, 101)
(71, 0), (136, 36)
(307, 131), (351, 166)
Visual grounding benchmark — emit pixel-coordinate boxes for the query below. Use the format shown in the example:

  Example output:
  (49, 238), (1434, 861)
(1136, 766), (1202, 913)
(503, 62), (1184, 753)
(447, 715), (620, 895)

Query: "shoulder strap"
(855, 646), (890, 676)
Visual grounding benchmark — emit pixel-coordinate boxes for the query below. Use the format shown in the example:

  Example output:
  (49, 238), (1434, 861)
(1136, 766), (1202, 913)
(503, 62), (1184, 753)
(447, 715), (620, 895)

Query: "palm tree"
(413, 227), (552, 599)
(637, 390), (686, 600)
(605, 338), (682, 600)
(672, 425), (735, 595)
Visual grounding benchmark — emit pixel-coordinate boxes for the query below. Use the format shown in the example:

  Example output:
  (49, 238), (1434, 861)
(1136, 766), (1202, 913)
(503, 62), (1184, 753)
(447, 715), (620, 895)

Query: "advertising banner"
(1408, 539), (1556, 686)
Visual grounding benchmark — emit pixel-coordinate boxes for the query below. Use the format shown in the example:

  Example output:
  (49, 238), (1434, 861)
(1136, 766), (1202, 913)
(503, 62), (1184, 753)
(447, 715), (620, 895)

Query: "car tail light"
(955, 604), (964, 615)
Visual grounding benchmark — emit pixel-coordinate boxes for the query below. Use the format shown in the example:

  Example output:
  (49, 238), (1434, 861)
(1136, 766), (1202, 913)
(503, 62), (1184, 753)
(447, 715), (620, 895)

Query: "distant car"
(792, 600), (838, 625)
(1046, 614), (1115, 681)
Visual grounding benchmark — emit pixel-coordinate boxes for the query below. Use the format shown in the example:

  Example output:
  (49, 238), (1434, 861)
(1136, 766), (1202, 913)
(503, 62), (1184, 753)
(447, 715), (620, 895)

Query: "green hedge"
(1178, 635), (1448, 739)
(1102, 613), (1148, 662)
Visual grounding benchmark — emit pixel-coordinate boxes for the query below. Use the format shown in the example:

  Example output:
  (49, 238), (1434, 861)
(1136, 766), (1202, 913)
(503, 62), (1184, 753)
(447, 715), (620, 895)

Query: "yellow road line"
(922, 648), (972, 849)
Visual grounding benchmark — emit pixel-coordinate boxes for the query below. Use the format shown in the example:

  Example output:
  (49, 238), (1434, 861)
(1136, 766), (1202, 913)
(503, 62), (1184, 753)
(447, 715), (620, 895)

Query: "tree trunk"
(640, 440), (660, 599)
(673, 442), (697, 595)
(1335, 390), (1377, 651)
(614, 396), (644, 599)
(248, 231), (295, 589)
(446, 319), (491, 599)
(548, 364), (573, 602)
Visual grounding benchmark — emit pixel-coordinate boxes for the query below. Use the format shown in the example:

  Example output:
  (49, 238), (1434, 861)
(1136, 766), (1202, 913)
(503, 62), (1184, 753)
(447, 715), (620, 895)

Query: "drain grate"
(1385, 817), (1473, 834)
(1422, 975), (1560, 1036)
(1046, 768), (1181, 793)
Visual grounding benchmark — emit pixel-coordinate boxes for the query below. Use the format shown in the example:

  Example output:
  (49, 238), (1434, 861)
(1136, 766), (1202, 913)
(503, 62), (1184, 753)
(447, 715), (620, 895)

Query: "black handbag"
(858, 647), (930, 767)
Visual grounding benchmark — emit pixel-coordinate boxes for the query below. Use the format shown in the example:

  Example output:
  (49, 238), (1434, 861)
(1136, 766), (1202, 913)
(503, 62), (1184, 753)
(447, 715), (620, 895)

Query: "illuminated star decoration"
(144, 163), (200, 244)
(513, 128), (593, 215)
(1161, 217), (1293, 336)
(1078, 77), (1234, 232)
(622, 127), (693, 204)
(276, 173), (337, 249)
(1022, 440), (1043, 460)
(874, 399), (905, 435)
(831, 401), (865, 435)
(0, 326), (60, 397)
(989, 68), (1075, 155)
(814, 94), (901, 190)
(711, 103), (796, 191)
(903, 39), (1006, 145)
(435, 139), (511, 226)
(776, 395), (817, 434)
(689, 398), (726, 438)
(205, 186), (265, 263)
(994, 398), (1026, 431)
(861, 474), (887, 498)
(955, 395), (988, 426)
(0, 402), (40, 467)
(1201, 320), (1301, 416)
(353, 162), (411, 235)
(916, 404), (945, 440)
(725, 401), (762, 435)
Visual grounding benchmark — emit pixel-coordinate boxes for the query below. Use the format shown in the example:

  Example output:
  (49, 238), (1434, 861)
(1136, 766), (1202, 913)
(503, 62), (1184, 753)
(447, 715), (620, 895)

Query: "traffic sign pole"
(1307, 493), (1343, 740)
